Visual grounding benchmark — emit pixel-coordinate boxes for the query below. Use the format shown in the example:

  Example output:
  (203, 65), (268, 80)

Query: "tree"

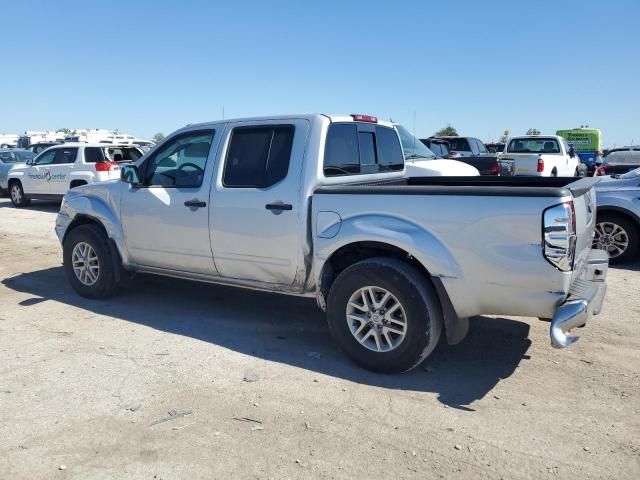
(56, 128), (71, 134)
(435, 124), (458, 136)
(526, 128), (541, 135)
(152, 132), (165, 143)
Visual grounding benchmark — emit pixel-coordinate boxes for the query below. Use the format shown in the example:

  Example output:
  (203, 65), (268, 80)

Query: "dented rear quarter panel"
(312, 192), (574, 319)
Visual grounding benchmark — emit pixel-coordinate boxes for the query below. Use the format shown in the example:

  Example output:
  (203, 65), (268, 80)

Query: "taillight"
(543, 201), (577, 272)
(595, 165), (606, 176)
(490, 163), (500, 175)
(95, 161), (118, 171)
(537, 156), (544, 173)
(350, 114), (378, 123)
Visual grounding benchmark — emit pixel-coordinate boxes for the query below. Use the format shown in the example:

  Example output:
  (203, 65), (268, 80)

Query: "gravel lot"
(0, 196), (638, 479)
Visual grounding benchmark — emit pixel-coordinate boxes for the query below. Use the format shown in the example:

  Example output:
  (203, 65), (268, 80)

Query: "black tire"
(594, 213), (639, 264)
(9, 181), (30, 207)
(326, 257), (443, 373)
(63, 224), (119, 299)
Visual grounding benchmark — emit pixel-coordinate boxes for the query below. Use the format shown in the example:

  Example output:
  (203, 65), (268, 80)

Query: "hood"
(595, 174), (640, 192)
(404, 159), (479, 177)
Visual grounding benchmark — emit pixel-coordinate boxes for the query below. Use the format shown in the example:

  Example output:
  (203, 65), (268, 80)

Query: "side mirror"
(26, 158), (33, 165)
(568, 146), (576, 158)
(120, 164), (142, 187)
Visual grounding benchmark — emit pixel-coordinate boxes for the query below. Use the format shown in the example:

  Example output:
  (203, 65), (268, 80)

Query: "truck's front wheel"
(326, 257), (442, 373)
(63, 224), (119, 299)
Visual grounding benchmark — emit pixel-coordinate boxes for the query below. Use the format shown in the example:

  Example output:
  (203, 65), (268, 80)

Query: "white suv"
(8, 143), (143, 207)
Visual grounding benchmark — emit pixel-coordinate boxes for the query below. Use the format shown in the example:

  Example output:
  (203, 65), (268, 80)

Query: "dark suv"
(422, 136), (502, 175)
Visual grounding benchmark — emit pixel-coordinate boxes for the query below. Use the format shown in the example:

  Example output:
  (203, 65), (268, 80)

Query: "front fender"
(58, 188), (130, 266)
(314, 213), (463, 284)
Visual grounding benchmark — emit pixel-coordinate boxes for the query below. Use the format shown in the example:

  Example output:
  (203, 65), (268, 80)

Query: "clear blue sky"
(1, 0), (638, 147)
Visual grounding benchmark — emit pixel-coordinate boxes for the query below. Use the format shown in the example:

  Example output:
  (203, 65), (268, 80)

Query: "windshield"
(16, 151), (35, 162)
(507, 138), (560, 154)
(395, 125), (436, 160)
(619, 167), (640, 178)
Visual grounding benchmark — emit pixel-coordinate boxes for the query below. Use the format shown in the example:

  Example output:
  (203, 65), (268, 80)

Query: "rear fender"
(314, 213), (466, 343)
(315, 213), (462, 280)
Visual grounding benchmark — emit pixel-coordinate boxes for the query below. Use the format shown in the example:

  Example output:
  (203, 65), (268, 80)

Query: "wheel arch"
(69, 179), (88, 189)
(596, 206), (640, 228)
(318, 240), (468, 345)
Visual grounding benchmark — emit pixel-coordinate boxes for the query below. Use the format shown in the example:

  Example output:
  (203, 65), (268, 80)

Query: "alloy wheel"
(594, 221), (629, 259)
(345, 286), (407, 352)
(72, 242), (100, 286)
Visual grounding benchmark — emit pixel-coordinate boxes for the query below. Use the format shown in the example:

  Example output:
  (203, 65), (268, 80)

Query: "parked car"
(595, 147), (640, 177)
(0, 148), (35, 194)
(426, 136), (502, 175)
(501, 135), (582, 177)
(7, 143), (143, 207)
(55, 113), (607, 373)
(396, 125), (479, 176)
(593, 167), (640, 263)
(26, 142), (61, 155)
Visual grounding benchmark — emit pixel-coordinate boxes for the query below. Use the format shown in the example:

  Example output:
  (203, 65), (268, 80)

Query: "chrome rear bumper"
(550, 249), (608, 348)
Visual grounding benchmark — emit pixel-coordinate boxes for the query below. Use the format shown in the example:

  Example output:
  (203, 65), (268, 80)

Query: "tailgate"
(569, 177), (599, 279)
(502, 153), (539, 175)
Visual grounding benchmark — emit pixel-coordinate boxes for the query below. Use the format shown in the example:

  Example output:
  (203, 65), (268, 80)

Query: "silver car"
(594, 167), (640, 263)
(0, 148), (35, 193)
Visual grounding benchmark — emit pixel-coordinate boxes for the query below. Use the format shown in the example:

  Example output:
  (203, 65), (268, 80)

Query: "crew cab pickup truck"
(500, 135), (582, 177)
(55, 113), (608, 373)
(8, 143), (143, 207)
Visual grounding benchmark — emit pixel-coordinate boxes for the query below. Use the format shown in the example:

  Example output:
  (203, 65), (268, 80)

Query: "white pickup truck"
(55, 114), (608, 373)
(8, 143), (143, 207)
(500, 135), (581, 177)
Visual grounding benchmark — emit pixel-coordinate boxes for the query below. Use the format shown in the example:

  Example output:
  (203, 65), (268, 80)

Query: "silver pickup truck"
(55, 113), (608, 373)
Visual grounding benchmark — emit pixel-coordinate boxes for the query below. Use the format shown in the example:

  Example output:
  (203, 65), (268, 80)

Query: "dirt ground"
(0, 196), (638, 480)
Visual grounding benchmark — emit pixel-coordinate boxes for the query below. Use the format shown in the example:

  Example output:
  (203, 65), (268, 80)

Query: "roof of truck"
(185, 113), (394, 129)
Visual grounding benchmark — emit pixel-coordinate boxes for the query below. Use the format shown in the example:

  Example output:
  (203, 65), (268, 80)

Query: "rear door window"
(53, 148), (78, 164)
(324, 123), (403, 176)
(223, 125), (294, 188)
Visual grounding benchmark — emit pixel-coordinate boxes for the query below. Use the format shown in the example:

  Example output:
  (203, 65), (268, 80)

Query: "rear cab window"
(324, 122), (403, 177)
(448, 138), (471, 152)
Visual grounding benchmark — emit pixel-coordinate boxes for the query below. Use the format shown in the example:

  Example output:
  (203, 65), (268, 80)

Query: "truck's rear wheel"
(326, 257), (442, 373)
(9, 181), (30, 207)
(63, 224), (119, 298)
